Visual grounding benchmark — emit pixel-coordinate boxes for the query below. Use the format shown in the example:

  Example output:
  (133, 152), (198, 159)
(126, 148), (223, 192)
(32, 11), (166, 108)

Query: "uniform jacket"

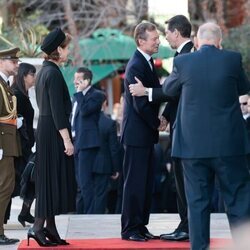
(163, 45), (250, 158)
(0, 75), (21, 157)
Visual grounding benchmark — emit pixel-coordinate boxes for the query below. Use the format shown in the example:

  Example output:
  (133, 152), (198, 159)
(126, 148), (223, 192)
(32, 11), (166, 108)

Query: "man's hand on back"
(129, 76), (147, 97)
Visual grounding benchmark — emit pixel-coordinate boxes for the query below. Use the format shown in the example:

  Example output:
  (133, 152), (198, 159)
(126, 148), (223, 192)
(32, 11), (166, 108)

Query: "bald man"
(162, 23), (250, 250)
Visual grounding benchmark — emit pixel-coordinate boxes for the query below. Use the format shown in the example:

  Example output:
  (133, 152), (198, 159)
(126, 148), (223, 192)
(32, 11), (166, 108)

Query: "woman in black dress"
(11, 63), (36, 226)
(28, 28), (76, 247)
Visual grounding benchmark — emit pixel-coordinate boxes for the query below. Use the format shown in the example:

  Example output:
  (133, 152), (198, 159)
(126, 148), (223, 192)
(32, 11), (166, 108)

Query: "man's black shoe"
(122, 233), (147, 242)
(139, 226), (159, 240)
(142, 231), (160, 240)
(0, 235), (19, 245)
(160, 231), (189, 241)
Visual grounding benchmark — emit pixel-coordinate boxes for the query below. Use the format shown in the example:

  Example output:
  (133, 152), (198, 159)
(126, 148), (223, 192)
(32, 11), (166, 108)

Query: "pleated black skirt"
(35, 116), (76, 217)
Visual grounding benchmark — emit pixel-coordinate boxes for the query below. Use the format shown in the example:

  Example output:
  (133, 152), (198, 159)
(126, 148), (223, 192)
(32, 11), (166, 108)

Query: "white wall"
(148, 0), (189, 23)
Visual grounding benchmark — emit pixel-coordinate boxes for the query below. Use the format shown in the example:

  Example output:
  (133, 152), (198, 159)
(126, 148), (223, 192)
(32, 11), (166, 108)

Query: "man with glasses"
(0, 47), (21, 245)
(239, 94), (249, 119)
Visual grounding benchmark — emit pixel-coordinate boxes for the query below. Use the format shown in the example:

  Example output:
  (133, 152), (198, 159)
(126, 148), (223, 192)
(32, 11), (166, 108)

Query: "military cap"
(0, 47), (20, 60)
(41, 27), (66, 55)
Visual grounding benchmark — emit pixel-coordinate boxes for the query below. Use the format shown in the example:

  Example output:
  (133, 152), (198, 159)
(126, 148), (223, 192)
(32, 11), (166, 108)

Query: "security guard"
(0, 47), (21, 245)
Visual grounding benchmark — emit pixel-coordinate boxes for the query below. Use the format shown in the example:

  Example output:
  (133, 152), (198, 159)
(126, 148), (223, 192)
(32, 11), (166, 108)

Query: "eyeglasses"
(240, 102), (248, 106)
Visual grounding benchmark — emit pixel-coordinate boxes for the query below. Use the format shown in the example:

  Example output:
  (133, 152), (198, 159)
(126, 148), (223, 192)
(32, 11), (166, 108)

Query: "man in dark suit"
(163, 22), (250, 250)
(129, 15), (193, 241)
(0, 47), (21, 245)
(72, 67), (104, 214)
(245, 97), (250, 172)
(92, 98), (121, 214)
(121, 21), (166, 242)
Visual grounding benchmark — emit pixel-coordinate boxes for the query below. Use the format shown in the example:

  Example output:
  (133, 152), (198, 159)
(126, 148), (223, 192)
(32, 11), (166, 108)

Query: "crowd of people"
(0, 14), (250, 250)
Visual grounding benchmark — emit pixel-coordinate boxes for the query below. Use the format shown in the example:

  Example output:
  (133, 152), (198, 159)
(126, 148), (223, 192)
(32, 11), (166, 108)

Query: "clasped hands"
(158, 116), (167, 131)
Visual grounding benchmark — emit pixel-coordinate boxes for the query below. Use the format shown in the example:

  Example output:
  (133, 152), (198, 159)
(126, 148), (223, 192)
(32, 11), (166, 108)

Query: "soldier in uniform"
(0, 47), (22, 245)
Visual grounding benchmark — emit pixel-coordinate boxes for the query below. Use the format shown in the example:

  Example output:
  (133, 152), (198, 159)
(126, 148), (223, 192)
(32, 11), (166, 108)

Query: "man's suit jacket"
(158, 41), (194, 138)
(152, 41), (194, 104)
(73, 87), (104, 151)
(163, 45), (250, 158)
(246, 116), (250, 134)
(93, 112), (121, 174)
(0, 76), (21, 157)
(121, 50), (161, 147)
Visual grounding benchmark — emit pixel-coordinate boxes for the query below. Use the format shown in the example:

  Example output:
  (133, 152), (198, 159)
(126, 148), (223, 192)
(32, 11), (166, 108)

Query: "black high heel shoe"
(27, 228), (57, 247)
(43, 228), (70, 245)
(18, 213), (35, 227)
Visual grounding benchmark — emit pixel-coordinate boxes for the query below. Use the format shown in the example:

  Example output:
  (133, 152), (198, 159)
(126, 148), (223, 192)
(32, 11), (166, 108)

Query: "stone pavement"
(1, 197), (231, 250)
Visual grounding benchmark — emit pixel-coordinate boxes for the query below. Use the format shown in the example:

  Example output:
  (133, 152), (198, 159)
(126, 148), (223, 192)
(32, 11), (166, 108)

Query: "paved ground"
(1, 197), (232, 250)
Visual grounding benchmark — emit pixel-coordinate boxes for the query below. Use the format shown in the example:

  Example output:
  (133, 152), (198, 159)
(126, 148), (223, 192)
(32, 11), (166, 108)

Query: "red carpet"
(18, 238), (232, 250)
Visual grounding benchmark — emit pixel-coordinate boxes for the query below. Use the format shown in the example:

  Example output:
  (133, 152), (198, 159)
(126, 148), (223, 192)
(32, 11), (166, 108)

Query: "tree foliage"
(222, 24), (250, 78)
(0, 20), (45, 57)
(188, 0), (250, 77)
(4, 0), (148, 63)
(7, 0), (148, 36)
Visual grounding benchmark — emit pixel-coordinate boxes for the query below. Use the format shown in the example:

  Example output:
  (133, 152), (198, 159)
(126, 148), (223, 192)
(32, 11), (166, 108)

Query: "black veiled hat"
(41, 27), (66, 55)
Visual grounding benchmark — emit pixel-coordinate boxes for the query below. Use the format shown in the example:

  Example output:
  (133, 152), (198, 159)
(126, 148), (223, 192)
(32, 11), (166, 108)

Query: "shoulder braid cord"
(0, 83), (17, 121)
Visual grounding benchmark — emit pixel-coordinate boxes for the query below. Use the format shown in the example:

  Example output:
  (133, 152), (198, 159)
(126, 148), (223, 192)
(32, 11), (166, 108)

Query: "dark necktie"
(174, 51), (179, 57)
(149, 57), (154, 71)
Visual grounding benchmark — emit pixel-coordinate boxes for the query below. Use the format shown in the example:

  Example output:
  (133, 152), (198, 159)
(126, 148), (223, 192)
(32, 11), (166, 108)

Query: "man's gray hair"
(197, 22), (222, 42)
(134, 21), (157, 46)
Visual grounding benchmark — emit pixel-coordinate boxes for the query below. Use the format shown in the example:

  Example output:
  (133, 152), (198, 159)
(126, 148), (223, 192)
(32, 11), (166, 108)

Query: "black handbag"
(20, 153), (36, 199)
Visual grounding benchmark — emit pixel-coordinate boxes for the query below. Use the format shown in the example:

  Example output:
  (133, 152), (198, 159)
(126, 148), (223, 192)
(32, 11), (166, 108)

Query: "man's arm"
(129, 77), (176, 103)
(152, 88), (174, 103)
(129, 77), (148, 97)
(74, 90), (104, 117)
(126, 68), (160, 130)
(162, 64), (182, 97)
